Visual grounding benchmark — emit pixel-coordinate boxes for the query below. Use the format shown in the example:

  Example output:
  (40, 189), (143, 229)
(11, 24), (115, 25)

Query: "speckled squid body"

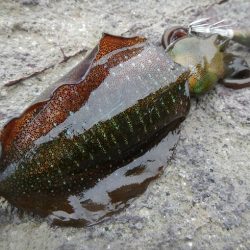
(0, 34), (190, 226)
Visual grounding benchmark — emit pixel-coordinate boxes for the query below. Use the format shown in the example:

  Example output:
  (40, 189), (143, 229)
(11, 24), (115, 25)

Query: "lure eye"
(162, 26), (188, 49)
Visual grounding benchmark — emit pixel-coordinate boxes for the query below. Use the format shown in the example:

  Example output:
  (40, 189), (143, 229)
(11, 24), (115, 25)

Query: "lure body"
(0, 34), (190, 226)
(163, 30), (250, 94)
(168, 35), (224, 95)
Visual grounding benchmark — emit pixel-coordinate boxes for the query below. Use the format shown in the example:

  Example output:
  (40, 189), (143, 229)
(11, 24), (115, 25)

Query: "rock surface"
(0, 0), (249, 249)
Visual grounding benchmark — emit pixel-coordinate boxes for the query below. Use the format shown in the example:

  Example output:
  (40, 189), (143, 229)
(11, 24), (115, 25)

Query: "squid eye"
(162, 26), (188, 49)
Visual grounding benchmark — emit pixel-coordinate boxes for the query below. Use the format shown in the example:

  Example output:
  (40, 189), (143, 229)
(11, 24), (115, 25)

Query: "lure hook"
(188, 18), (250, 48)
(188, 18), (234, 38)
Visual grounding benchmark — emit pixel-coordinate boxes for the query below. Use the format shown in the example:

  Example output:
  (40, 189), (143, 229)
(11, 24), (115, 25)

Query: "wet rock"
(0, 0), (249, 249)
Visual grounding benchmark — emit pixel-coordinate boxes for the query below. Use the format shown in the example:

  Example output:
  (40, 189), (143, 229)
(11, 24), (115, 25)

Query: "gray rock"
(0, 0), (249, 249)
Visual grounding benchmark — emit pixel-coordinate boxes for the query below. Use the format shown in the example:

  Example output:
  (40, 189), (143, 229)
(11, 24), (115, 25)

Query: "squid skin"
(1, 28), (250, 226)
(0, 34), (190, 226)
